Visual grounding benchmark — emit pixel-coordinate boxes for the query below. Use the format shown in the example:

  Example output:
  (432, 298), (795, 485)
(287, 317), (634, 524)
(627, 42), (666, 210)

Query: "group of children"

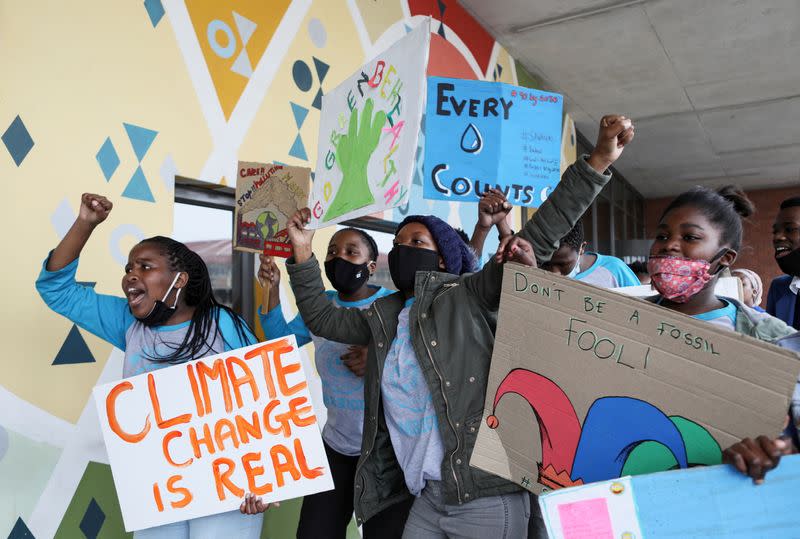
(35, 112), (800, 538)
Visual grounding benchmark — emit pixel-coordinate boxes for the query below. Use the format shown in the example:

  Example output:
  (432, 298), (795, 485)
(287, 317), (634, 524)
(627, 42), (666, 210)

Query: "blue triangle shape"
(312, 88), (323, 110)
(8, 517), (35, 539)
(144, 0), (165, 28)
(122, 166), (156, 202)
(404, 24), (412, 34)
(53, 325), (96, 365)
(312, 57), (329, 84)
(123, 123), (158, 162)
(288, 134), (308, 160)
(290, 102), (309, 129)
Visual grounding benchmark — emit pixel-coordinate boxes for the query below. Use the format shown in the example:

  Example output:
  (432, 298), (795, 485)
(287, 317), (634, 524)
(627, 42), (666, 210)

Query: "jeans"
(133, 511), (263, 539)
(402, 481), (530, 539)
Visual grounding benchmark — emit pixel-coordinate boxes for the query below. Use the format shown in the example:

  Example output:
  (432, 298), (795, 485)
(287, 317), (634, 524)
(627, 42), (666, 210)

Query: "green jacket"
(730, 297), (797, 343)
(286, 156), (611, 524)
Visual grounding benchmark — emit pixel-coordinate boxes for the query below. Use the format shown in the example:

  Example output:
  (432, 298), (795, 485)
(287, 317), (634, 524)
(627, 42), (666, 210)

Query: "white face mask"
(566, 261), (581, 279)
(565, 247), (585, 279)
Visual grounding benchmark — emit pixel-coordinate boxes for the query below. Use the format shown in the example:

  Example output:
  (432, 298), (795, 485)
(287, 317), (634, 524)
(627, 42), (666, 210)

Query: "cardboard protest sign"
(234, 162), (310, 257)
(539, 455), (800, 538)
(93, 336), (333, 531)
(470, 264), (799, 494)
(307, 20), (430, 228)
(423, 78), (563, 207)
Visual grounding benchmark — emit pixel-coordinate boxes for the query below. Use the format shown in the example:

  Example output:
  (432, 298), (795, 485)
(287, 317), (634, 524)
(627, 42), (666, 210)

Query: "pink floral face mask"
(647, 250), (727, 303)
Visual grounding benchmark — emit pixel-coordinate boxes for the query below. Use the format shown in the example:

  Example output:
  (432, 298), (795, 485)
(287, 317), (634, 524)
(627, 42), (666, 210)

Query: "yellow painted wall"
(0, 1), (550, 536)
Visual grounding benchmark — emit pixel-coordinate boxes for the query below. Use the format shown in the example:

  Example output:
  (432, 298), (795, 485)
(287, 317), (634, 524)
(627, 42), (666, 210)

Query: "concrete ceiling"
(461, 0), (800, 198)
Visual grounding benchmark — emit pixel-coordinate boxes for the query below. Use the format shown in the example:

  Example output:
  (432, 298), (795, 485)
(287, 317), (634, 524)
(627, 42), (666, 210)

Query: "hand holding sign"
(723, 436), (792, 484)
(239, 493), (277, 515)
(286, 208), (315, 263)
(258, 255), (281, 312)
(79, 193), (113, 227)
(587, 115), (635, 173)
(258, 255), (281, 290)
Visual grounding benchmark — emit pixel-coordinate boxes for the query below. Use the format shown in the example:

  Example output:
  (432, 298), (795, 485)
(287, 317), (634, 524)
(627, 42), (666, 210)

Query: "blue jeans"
(133, 510), (263, 539)
(402, 481), (529, 538)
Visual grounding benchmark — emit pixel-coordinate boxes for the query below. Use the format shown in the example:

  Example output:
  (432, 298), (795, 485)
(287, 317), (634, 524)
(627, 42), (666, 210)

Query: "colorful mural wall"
(1, 1), (573, 537)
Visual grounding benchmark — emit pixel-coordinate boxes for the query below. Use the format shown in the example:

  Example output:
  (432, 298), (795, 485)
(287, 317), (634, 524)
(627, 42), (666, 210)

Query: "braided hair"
(139, 236), (254, 363)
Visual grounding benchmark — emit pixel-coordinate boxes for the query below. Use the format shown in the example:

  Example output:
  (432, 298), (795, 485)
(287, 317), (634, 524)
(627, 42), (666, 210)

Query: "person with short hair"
(767, 196), (800, 330)
(540, 221), (640, 288)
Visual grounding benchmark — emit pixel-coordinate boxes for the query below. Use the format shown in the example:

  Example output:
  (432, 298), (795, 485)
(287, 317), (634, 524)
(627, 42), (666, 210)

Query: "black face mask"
(388, 245), (440, 292)
(137, 273), (182, 327)
(777, 247), (800, 277)
(324, 257), (371, 294)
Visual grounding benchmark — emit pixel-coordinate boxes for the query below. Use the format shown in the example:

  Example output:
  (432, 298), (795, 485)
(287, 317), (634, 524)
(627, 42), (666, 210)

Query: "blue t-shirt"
(576, 252), (641, 288)
(260, 285), (393, 456)
(692, 298), (738, 330)
(380, 298), (444, 496)
(36, 256), (256, 377)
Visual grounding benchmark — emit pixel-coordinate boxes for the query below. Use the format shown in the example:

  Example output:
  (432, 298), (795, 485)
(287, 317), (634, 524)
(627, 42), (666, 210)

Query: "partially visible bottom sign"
(539, 455), (800, 538)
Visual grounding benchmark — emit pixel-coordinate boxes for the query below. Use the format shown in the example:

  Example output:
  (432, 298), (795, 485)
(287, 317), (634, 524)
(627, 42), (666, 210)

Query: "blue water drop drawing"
(460, 123), (483, 154)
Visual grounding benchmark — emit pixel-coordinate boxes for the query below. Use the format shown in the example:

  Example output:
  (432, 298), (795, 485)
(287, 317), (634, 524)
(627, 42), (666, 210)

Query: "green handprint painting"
(323, 98), (387, 222)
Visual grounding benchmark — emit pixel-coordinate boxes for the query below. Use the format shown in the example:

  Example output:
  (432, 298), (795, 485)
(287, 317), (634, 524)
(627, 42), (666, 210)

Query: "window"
(574, 130), (645, 258)
(174, 177), (255, 327)
(172, 202), (234, 307)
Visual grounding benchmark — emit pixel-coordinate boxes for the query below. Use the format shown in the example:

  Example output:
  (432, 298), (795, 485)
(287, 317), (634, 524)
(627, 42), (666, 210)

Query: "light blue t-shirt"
(380, 298), (444, 496)
(576, 252), (641, 289)
(692, 298), (738, 330)
(690, 298), (778, 332)
(260, 285), (393, 456)
(36, 256), (256, 378)
(649, 294), (781, 334)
